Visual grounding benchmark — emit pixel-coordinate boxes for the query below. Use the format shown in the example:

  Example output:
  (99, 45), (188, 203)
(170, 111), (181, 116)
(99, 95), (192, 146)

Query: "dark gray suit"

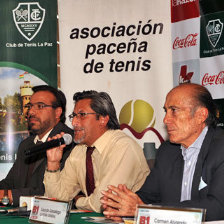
(0, 122), (74, 206)
(137, 127), (224, 221)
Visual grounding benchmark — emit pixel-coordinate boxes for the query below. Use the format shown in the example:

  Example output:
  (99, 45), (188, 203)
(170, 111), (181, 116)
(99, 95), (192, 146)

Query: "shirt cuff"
(44, 170), (61, 183)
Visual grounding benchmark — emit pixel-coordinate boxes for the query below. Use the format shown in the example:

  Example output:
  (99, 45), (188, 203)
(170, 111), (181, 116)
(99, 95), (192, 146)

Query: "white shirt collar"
(34, 129), (53, 144)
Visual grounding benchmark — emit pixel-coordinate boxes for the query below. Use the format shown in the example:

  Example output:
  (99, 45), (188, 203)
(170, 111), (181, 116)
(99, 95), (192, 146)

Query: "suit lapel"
(174, 146), (185, 201)
(191, 127), (215, 199)
(32, 156), (45, 173)
(31, 122), (63, 174)
(22, 137), (36, 186)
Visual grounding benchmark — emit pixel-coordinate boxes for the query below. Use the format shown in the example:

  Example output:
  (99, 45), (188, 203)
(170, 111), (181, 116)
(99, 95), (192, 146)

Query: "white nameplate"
(29, 196), (71, 224)
(135, 205), (205, 224)
(20, 196), (34, 211)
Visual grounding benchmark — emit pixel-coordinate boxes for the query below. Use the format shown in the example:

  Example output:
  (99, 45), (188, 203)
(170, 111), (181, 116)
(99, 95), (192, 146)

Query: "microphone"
(24, 134), (73, 156)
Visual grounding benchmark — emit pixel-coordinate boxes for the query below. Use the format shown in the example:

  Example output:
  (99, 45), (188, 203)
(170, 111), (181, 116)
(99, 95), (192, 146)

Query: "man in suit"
(101, 83), (224, 221)
(0, 85), (74, 206)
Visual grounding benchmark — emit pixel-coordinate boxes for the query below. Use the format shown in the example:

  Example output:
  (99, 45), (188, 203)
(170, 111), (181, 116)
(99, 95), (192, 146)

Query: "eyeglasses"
(68, 112), (97, 122)
(24, 103), (56, 110)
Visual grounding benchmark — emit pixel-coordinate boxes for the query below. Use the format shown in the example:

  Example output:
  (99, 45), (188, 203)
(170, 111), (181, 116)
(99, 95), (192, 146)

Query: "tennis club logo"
(206, 19), (223, 47)
(119, 100), (164, 143)
(12, 2), (45, 41)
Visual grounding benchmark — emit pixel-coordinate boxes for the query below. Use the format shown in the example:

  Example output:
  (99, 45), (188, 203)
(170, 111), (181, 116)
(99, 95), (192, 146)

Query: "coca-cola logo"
(173, 33), (198, 49)
(172, 0), (196, 7)
(202, 72), (224, 86)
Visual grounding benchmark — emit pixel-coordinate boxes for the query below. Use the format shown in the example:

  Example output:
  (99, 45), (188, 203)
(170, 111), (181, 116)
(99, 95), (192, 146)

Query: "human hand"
(101, 188), (112, 211)
(0, 190), (13, 205)
(101, 186), (123, 221)
(101, 184), (143, 220)
(46, 132), (66, 170)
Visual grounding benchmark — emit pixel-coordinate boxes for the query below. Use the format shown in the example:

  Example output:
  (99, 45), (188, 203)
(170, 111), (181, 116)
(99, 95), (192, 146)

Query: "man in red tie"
(44, 90), (150, 212)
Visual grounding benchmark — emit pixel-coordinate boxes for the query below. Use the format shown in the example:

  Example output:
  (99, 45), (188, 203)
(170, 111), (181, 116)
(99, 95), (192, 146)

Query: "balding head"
(168, 83), (218, 127)
(163, 83), (217, 148)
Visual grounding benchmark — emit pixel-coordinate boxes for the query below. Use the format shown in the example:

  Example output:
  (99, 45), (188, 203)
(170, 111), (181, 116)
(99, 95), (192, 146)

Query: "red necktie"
(86, 146), (95, 196)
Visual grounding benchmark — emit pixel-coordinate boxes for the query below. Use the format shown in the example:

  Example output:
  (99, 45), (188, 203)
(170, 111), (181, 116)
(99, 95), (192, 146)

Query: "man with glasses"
(0, 85), (74, 206)
(44, 90), (149, 212)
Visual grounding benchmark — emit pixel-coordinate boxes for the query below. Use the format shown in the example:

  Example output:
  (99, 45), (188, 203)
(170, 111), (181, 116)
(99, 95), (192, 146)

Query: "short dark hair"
(73, 90), (120, 130)
(179, 83), (218, 127)
(32, 85), (66, 123)
(193, 84), (218, 127)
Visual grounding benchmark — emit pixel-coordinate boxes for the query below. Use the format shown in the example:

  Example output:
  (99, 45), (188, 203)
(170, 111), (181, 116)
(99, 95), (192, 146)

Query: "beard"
(28, 116), (53, 136)
(74, 127), (86, 144)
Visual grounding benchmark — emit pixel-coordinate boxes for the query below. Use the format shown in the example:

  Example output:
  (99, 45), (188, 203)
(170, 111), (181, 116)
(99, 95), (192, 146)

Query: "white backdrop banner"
(58, 0), (173, 148)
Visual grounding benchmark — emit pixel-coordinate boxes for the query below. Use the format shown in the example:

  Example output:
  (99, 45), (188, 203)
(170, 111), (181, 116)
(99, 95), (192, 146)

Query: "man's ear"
(99, 115), (109, 127)
(195, 107), (208, 124)
(55, 107), (62, 120)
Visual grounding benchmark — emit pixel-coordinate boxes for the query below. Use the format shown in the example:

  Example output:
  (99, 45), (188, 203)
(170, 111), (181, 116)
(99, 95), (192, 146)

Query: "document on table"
(205, 221), (224, 224)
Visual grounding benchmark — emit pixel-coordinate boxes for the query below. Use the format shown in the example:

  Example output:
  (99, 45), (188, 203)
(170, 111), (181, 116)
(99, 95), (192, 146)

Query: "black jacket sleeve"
(0, 122), (75, 206)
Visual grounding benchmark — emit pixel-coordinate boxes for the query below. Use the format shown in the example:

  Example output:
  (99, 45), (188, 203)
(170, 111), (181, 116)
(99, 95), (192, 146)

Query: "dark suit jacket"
(137, 127), (224, 221)
(0, 122), (75, 206)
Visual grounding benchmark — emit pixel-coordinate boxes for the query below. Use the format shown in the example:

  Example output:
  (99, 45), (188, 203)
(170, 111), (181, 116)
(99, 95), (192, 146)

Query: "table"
(1, 209), (224, 224)
(0, 210), (103, 224)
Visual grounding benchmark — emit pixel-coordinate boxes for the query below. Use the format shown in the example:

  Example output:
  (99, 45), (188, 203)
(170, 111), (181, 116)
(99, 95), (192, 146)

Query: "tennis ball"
(119, 100), (155, 133)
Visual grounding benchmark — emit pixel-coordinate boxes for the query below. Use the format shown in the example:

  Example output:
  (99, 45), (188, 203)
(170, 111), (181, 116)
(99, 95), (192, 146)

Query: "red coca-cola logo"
(202, 72), (224, 86)
(171, 0), (199, 23)
(173, 33), (198, 49)
(172, 0), (196, 7)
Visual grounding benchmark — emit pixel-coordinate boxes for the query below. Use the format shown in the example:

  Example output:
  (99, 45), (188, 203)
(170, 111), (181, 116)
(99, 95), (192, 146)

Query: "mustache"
(74, 126), (84, 131)
(27, 115), (40, 123)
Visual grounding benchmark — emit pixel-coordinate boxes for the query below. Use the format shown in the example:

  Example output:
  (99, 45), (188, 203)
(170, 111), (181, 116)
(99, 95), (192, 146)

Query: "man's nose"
(27, 107), (36, 117)
(163, 112), (170, 124)
(72, 116), (79, 127)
